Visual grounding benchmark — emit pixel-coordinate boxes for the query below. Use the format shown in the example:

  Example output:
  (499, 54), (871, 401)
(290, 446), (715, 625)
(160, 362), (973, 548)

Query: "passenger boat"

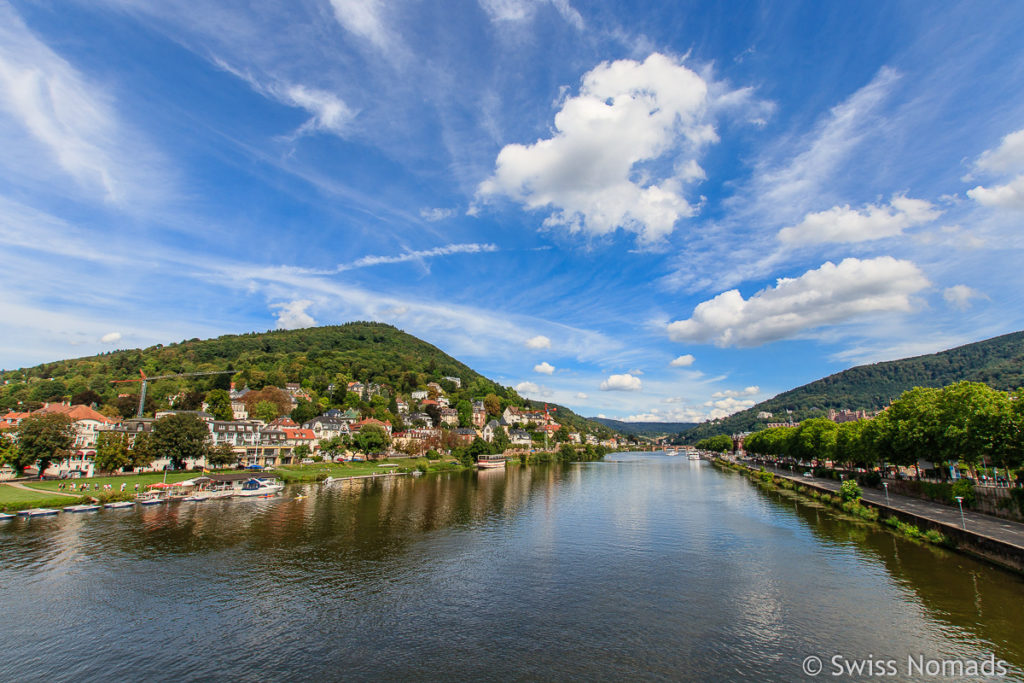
(18, 508), (61, 517)
(64, 504), (100, 513)
(476, 454), (507, 469)
(104, 501), (136, 509)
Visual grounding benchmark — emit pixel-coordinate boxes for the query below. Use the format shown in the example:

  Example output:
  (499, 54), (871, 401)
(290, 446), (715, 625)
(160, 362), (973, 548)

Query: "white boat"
(181, 494), (210, 502)
(18, 508), (61, 517)
(104, 501), (136, 509)
(688, 453), (700, 461)
(234, 477), (283, 497)
(476, 454), (507, 469)
(0, 512), (15, 520)
(64, 504), (100, 513)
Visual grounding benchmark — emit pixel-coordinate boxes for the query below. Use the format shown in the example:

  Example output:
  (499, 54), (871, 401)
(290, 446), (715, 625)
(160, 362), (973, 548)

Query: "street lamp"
(954, 495), (966, 530)
(883, 482), (890, 506)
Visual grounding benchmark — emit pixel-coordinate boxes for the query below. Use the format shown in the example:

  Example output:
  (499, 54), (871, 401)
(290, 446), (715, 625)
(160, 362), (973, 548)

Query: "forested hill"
(588, 418), (698, 437)
(0, 322), (616, 436)
(680, 329), (1024, 443)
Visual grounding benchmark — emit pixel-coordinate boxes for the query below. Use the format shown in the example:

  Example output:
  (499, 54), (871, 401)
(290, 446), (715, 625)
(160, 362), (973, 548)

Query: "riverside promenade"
(740, 460), (1024, 572)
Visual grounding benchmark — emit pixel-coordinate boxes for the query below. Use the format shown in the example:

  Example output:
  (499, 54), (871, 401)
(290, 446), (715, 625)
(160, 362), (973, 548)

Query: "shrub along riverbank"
(713, 458), (953, 548)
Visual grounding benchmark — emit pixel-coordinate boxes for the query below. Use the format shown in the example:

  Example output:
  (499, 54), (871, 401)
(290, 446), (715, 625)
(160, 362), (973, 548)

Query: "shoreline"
(714, 457), (1024, 575)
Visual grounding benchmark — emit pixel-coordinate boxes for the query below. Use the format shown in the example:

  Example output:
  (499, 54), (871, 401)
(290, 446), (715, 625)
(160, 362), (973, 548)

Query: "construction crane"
(110, 370), (236, 418)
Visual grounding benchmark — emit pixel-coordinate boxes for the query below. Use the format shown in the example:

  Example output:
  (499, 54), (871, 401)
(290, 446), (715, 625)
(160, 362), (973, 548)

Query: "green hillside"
(0, 322), (616, 436)
(588, 418), (697, 437)
(679, 330), (1024, 443)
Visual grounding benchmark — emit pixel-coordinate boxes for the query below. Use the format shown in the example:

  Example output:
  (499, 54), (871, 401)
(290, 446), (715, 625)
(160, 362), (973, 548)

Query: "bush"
(923, 529), (948, 545)
(757, 470), (775, 484)
(857, 471), (881, 488)
(950, 479), (975, 507)
(840, 480), (862, 502)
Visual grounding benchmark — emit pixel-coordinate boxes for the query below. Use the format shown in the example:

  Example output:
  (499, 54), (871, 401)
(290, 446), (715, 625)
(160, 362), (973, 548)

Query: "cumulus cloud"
(272, 299), (316, 330)
(515, 381), (551, 397)
(477, 53), (719, 244)
(534, 361), (555, 375)
(329, 0), (393, 52)
(967, 175), (1024, 210)
(600, 373), (642, 392)
(667, 257), (930, 347)
(575, 392), (589, 399)
(100, 332), (122, 344)
(974, 128), (1024, 175)
(778, 195), (940, 244)
(943, 285), (986, 311)
(525, 335), (551, 349)
(704, 396), (757, 418)
(662, 396), (685, 403)
(712, 386), (759, 398)
(669, 354), (695, 367)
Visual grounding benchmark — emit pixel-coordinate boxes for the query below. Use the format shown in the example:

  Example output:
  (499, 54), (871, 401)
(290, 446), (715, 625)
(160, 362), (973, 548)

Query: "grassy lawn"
(22, 471), (242, 494)
(275, 458), (465, 482)
(0, 485), (83, 510)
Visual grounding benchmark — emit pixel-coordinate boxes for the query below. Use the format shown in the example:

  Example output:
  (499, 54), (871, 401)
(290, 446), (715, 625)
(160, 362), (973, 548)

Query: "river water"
(1, 453), (1022, 682)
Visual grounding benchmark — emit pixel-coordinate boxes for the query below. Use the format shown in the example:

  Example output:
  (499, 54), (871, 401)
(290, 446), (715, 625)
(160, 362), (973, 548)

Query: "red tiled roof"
(34, 403), (116, 423)
(282, 428), (315, 440)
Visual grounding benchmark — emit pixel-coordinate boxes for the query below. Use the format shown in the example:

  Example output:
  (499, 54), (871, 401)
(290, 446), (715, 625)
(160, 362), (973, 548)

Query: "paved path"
(3, 481), (79, 498)
(757, 464), (1024, 549)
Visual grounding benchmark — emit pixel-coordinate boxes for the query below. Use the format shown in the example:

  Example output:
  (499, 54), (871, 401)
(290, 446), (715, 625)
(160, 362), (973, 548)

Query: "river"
(1, 453), (1022, 681)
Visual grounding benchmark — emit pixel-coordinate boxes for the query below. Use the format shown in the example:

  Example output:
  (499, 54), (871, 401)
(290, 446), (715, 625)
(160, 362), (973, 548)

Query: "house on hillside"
(482, 419), (504, 443)
(509, 429), (532, 446)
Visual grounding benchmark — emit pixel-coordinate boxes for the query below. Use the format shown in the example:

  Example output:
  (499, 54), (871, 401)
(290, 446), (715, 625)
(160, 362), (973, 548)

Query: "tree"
(93, 432), (132, 472)
(241, 386), (292, 417)
(150, 413), (210, 470)
(252, 400), (279, 422)
(293, 444), (311, 460)
(354, 424), (390, 454)
(696, 434), (733, 453)
(130, 432), (156, 469)
(206, 389), (234, 421)
(789, 418), (838, 464)
(207, 443), (237, 467)
(290, 399), (321, 425)
(554, 425), (571, 443)
(172, 390), (205, 411)
(456, 399), (472, 428)
(71, 389), (104, 407)
(14, 413), (74, 475)
(484, 393), (501, 417)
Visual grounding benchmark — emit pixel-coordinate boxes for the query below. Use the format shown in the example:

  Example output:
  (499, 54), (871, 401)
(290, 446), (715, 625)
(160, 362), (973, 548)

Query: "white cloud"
(600, 373), (643, 392)
(703, 396), (757, 418)
(284, 85), (354, 136)
(667, 257), (930, 347)
(525, 335), (552, 349)
(0, 4), (167, 204)
(967, 175), (1024, 210)
(711, 386), (759, 398)
(669, 354), (695, 367)
(477, 53), (719, 244)
(420, 207), (456, 222)
(778, 195), (940, 244)
(100, 332), (122, 344)
(575, 392), (589, 399)
(272, 299), (316, 330)
(534, 361), (555, 375)
(338, 243), (498, 272)
(662, 396), (685, 404)
(329, 0), (393, 52)
(943, 285), (986, 311)
(515, 381), (551, 397)
(478, 0), (583, 29)
(974, 128), (1024, 175)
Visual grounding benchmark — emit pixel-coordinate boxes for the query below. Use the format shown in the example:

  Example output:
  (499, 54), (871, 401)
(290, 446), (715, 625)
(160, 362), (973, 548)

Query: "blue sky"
(2, 0), (1024, 423)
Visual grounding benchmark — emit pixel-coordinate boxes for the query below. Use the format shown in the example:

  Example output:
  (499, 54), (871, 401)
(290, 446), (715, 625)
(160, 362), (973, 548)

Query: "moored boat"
(64, 504), (100, 513)
(0, 512), (15, 520)
(234, 477), (283, 498)
(104, 501), (136, 509)
(18, 508), (61, 517)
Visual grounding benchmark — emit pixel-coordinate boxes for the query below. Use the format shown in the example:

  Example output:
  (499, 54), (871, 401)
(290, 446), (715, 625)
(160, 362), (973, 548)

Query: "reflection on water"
(1, 454), (1022, 682)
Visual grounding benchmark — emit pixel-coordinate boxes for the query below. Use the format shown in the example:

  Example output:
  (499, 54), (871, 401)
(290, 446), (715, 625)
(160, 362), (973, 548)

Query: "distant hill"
(680, 330), (1024, 443)
(589, 417), (697, 437)
(0, 322), (617, 436)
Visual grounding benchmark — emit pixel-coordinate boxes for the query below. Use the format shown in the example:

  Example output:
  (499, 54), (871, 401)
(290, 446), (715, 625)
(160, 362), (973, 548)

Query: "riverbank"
(714, 457), (1024, 574)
